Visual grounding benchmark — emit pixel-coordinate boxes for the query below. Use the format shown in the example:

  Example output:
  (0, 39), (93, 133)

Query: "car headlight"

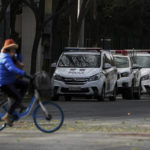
(121, 72), (130, 77)
(89, 73), (102, 81)
(141, 74), (150, 81)
(54, 74), (64, 81)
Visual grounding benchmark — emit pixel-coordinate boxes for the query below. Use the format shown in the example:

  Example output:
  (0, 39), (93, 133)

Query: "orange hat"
(2, 39), (18, 50)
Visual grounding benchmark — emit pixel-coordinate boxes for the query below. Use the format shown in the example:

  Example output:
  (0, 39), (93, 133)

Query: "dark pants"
(1, 79), (29, 114)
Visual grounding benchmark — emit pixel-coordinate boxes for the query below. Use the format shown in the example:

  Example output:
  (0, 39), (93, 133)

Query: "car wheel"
(122, 85), (133, 100)
(134, 82), (141, 100)
(122, 92), (126, 99)
(109, 85), (117, 101)
(128, 84), (134, 99)
(97, 85), (105, 101)
(65, 96), (72, 101)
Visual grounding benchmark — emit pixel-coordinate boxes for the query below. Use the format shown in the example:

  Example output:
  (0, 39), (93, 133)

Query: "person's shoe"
(1, 113), (13, 127)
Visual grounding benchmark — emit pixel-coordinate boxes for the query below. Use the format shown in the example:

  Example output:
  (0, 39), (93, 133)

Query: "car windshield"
(134, 56), (150, 68)
(114, 56), (129, 68)
(58, 54), (101, 68)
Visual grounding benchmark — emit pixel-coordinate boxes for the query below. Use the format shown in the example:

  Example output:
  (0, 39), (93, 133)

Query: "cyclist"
(0, 39), (31, 126)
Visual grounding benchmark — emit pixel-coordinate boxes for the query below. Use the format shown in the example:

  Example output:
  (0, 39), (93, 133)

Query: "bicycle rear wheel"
(33, 101), (64, 133)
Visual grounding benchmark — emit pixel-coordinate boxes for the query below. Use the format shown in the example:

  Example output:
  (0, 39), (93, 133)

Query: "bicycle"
(0, 73), (64, 133)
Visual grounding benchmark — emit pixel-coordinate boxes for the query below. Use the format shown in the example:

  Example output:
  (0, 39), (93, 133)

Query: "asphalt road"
(1, 96), (150, 150)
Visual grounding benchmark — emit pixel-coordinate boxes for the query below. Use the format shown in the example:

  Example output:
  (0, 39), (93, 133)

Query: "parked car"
(134, 52), (150, 95)
(114, 54), (141, 99)
(51, 48), (118, 101)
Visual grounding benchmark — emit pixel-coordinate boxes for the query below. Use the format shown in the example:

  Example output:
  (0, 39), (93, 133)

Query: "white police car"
(134, 52), (150, 95)
(51, 48), (118, 101)
(114, 54), (141, 99)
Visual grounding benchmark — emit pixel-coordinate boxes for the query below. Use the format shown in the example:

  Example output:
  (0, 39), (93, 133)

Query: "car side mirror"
(51, 62), (57, 68)
(103, 63), (112, 69)
(132, 64), (142, 70)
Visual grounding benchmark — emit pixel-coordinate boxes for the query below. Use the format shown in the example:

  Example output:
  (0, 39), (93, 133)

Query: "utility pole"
(77, 0), (84, 47)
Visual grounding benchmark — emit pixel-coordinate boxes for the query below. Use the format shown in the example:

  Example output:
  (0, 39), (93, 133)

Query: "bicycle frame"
(0, 88), (64, 133)
(0, 90), (41, 121)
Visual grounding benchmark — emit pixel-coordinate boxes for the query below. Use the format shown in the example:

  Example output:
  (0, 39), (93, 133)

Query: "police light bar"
(111, 49), (150, 56)
(64, 47), (102, 51)
(111, 49), (150, 52)
(110, 50), (128, 55)
(116, 50), (128, 55)
(126, 49), (150, 52)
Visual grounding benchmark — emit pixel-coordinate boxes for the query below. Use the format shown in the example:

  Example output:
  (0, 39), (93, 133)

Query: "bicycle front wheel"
(33, 101), (64, 133)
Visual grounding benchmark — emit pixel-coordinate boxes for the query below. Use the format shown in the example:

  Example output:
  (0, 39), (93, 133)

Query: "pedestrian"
(0, 39), (31, 126)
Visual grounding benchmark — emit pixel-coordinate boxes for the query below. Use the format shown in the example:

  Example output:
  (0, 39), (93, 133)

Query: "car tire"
(97, 85), (105, 101)
(122, 92), (127, 99)
(109, 84), (117, 101)
(122, 85), (133, 100)
(128, 84), (134, 99)
(65, 96), (72, 101)
(134, 82), (141, 100)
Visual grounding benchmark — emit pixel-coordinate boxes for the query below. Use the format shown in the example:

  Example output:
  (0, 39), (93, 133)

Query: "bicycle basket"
(33, 71), (51, 98)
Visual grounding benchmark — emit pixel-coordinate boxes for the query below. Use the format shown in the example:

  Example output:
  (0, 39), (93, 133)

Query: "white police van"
(113, 51), (141, 99)
(51, 48), (118, 101)
(134, 52), (150, 95)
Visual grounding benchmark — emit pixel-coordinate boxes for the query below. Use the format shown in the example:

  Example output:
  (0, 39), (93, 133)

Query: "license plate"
(69, 87), (81, 91)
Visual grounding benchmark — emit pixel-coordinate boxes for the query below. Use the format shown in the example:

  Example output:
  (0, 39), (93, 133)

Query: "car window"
(58, 54), (101, 68)
(134, 56), (150, 68)
(114, 57), (129, 68)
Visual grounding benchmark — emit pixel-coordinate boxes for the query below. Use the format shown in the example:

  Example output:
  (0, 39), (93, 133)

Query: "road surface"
(0, 96), (150, 150)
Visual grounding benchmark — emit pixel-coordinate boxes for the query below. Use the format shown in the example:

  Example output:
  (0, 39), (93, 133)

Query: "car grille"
(61, 88), (89, 93)
(63, 78), (89, 85)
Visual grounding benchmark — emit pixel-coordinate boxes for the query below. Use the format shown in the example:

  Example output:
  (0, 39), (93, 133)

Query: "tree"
(0, 0), (10, 22)
(22, 0), (45, 74)
(68, 0), (92, 46)
(22, 0), (74, 74)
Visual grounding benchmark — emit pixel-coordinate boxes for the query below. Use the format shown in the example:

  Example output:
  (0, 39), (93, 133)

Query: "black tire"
(134, 82), (141, 100)
(122, 91), (127, 99)
(127, 85), (134, 99)
(122, 85), (133, 100)
(97, 86), (105, 101)
(65, 96), (72, 101)
(109, 85), (117, 101)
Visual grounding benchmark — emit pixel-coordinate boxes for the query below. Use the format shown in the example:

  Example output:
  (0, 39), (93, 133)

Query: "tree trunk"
(30, 25), (41, 74)
(68, 0), (92, 47)
(30, 0), (45, 74)
(68, 1), (78, 46)
(90, 0), (99, 46)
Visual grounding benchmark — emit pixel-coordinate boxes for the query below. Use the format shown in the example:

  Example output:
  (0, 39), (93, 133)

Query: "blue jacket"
(0, 53), (25, 86)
